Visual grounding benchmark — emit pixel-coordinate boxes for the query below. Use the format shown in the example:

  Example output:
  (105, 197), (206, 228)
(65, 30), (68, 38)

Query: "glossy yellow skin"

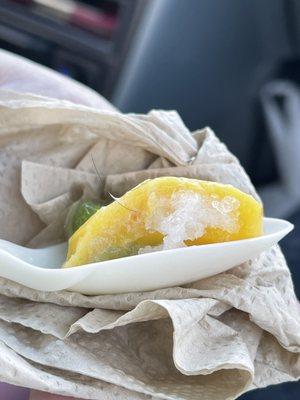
(64, 177), (263, 268)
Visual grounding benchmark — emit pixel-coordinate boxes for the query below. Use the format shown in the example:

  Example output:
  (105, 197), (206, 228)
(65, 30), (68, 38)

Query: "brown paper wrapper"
(0, 90), (299, 400)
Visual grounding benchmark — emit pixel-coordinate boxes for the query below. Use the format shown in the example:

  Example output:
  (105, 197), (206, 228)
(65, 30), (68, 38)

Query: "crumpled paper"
(0, 90), (299, 400)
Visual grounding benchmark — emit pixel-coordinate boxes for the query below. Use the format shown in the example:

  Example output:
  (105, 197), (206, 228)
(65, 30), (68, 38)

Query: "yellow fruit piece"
(63, 177), (263, 268)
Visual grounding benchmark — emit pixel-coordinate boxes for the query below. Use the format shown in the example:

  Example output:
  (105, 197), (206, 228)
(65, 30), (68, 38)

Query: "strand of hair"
(91, 153), (138, 213)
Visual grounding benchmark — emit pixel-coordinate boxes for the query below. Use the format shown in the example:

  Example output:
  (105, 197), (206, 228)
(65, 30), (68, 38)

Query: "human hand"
(29, 392), (79, 400)
(0, 48), (116, 111)
(0, 48), (116, 400)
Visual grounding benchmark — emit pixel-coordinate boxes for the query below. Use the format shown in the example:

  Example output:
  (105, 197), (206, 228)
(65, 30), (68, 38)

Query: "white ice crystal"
(138, 190), (240, 254)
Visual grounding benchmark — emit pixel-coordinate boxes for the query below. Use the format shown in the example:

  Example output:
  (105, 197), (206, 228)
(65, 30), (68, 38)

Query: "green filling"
(65, 200), (102, 238)
(92, 243), (142, 263)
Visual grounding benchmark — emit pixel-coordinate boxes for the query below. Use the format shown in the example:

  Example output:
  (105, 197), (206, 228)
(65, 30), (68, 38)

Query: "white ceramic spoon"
(0, 218), (293, 295)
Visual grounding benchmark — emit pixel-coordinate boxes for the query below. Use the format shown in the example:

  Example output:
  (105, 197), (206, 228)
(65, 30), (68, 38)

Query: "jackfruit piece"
(63, 177), (263, 268)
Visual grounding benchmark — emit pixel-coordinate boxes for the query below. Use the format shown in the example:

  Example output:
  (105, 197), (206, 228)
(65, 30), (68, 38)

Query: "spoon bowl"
(0, 218), (293, 295)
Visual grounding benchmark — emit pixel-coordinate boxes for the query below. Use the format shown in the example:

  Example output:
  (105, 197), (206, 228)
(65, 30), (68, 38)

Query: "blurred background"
(0, 0), (299, 399)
